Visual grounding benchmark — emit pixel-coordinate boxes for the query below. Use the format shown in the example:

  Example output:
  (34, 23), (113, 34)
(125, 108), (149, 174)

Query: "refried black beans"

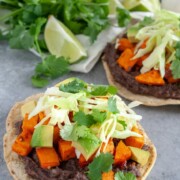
(13, 116), (144, 179)
(23, 149), (142, 179)
(103, 43), (180, 99)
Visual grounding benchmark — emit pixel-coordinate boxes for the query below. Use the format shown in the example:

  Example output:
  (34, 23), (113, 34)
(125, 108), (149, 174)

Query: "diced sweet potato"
(36, 147), (60, 168)
(118, 38), (134, 51)
(125, 126), (144, 148)
(117, 48), (138, 72)
(114, 141), (132, 165)
(58, 140), (76, 161)
(22, 113), (39, 133)
(135, 70), (165, 85)
(102, 170), (114, 180)
(12, 131), (32, 156)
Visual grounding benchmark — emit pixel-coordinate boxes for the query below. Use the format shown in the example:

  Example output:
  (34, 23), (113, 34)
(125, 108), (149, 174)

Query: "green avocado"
(31, 125), (53, 147)
(129, 146), (150, 166)
(72, 138), (100, 161)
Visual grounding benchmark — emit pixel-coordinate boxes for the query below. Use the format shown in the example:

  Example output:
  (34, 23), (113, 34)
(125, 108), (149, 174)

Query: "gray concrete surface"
(0, 41), (180, 180)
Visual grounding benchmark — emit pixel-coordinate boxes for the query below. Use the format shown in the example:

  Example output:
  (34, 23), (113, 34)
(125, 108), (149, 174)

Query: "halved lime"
(44, 15), (87, 64)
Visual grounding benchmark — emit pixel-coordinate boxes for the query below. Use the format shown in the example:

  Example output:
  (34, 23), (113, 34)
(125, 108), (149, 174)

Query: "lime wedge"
(122, 0), (160, 12)
(44, 15), (87, 64)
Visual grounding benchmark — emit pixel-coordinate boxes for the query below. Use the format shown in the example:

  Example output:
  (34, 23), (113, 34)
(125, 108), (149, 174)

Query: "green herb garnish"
(115, 171), (136, 180)
(171, 41), (180, 79)
(87, 153), (114, 180)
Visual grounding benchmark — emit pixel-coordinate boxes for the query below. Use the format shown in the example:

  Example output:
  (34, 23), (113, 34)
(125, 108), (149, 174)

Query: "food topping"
(12, 78), (150, 179)
(117, 10), (180, 85)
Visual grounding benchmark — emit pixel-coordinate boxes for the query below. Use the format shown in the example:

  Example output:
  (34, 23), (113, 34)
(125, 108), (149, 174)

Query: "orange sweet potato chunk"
(58, 140), (76, 161)
(102, 170), (114, 180)
(114, 140), (132, 165)
(117, 48), (138, 72)
(135, 70), (165, 85)
(124, 126), (144, 149)
(118, 38), (134, 51)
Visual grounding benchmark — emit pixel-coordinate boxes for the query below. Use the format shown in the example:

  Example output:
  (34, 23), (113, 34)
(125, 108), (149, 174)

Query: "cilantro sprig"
(32, 55), (69, 88)
(73, 111), (96, 127)
(115, 171), (136, 180)
(171, 41), (180, 79)
(73, 109), (107, 127)
(59, 78), (117, 96)
(87, 153), (114, 180)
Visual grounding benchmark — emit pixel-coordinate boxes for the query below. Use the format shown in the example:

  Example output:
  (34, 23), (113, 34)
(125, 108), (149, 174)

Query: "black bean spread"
(103, 43), (180, 99)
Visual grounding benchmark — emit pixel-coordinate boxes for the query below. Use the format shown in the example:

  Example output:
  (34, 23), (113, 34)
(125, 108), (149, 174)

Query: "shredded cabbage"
(131, 10), (180, 77)
(30, 79), (143, 158)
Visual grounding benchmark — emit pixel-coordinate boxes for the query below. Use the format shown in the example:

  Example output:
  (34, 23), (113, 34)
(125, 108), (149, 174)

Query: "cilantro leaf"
(60, 124), (100, 147)
(31, 76), (49, 88)
(32, 55), (69, 87)
(73, 111), (95, 127)
(88, 153), (114, 180)
(59, 79), (86, 93)
(115, 171), (136, 180)
(116, 8), (131, 27)
(108, 97), (119, 114)
(91, 109), (107, 123)
(171, 41), (180, 79)
(90, 85), (117, 96)
(108, 85), (118, 95)
(171, 59), (180, 79)
(9, 25), (34, 49)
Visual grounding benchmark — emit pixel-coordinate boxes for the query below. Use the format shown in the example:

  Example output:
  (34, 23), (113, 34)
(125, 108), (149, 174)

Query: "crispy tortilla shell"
(103, 60), (180, 106)
(4, 93), (156, 180)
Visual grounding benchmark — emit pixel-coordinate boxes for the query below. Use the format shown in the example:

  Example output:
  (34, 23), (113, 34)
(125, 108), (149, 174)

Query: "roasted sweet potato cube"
(36, 147), (60, 168)
(114, 140), (132, 165)
(58, 140), (76, 161)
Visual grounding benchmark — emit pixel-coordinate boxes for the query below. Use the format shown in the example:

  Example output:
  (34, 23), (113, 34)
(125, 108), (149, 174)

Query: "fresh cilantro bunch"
(0, 0), (131, 87)
(61, 0), (109, 42)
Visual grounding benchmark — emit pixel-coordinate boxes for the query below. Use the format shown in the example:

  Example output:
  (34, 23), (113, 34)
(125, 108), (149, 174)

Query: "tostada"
(4, 78), (156, 180)
(103, 10), (180, 106)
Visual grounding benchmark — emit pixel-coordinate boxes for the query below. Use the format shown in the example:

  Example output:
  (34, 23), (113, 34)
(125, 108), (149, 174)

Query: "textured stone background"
(0, 41), (180, 180)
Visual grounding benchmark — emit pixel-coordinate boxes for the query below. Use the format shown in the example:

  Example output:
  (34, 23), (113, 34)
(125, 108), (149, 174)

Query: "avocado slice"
(21, 100), (36, 118)
(72, 138), (100, 161)
(31, 125), (53, 147)
(129, 146), (150, 166)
